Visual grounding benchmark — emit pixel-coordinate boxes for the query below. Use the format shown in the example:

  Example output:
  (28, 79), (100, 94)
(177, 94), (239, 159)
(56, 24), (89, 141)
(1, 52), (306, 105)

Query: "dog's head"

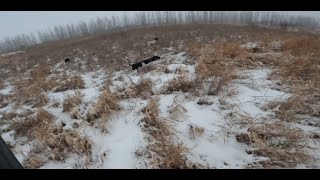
(64, 58), (71, 63)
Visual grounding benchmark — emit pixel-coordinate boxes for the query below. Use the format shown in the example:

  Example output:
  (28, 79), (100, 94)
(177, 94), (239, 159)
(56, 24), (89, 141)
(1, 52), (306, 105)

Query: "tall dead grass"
(14, 71), (85, 108)
(269, 36), (320, 122)
(240, 121), (310, 168)
(49, 73), (85, 92)
(114, 77), (154, 100)
(86, 88), (121, 132)
(63, 91), (83, 112)
(9, 109), (92, 168)
(139, 97), (201, 169)
(132, 77), (153, 99)
(282, 36), (320, 59)
(168, 95), (188, 120)
(30, 65), (51, 81)
(188, 41), (241, 96)
(162, 74), (196, 94)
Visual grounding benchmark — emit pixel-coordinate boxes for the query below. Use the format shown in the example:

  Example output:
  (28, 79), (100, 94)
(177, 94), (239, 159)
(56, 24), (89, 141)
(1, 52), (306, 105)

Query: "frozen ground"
(1, 47), (319, 169)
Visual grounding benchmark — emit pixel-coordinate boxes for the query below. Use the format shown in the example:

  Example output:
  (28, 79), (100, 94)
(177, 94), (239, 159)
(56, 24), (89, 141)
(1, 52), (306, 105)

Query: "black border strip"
(0, 0), (319, 10)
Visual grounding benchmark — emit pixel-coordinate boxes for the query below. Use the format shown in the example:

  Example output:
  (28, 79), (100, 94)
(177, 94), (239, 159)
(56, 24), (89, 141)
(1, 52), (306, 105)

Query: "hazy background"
(0, 11), (319, 41)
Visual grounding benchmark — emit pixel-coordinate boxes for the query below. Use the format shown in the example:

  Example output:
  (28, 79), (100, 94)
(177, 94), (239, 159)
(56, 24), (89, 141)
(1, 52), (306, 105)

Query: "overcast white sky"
(0, 11), (319, 41)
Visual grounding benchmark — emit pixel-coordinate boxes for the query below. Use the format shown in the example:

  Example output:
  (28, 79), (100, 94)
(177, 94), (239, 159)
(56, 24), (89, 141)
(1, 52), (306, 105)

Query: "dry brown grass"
(139, 97), (202, 169)
(63, 91), (83, 112)
(22, 72), (86, 93)
(14, 65), (52, 107)
(30, 65), (51, 81)
(68, 74), (86, 90)
(282, 36), (320, 59)
(266, 93), (320, 122)
(268, 36), (320, 123)
(188, 41), (241, 96)
(10, 109), (92, 168)
(86, 88), (121, 128)
(13, 71), (84, 108)
(2, 112), (18, 121)
(151, 142), (197, 169)
(189, 124), (205, 140)
(250, 123), (310, 168)
(272, 58), (319, 83)
(168, 96), (187, 120)
(221, 41), (247, 58)
(0, 94), (10, 108)
(132, 77), (153, 99)
(16, 88), (46, 107)
(113, 77), (153, 100)
(160, 143), (189, 168)
(50, 74), (85, 92)
(15, 80), (45, 107)
(209, 76), (234, 96)
(0, 24), (309, 81)
(22, 125), (92, 167)
(162, 74), (196, 94)
(23, 152), (47, 169)
(141, 97), (171, 137)
(43, 128), (92, 161)
(34, 93), (49, 108)
(235, 116), (311, 168)
(9, 109), (53, 138)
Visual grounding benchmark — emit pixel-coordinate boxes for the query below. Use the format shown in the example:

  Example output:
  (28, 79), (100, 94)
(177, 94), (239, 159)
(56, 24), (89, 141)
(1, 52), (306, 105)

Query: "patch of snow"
(147, 40), (156, 46)
(13, 143), (32, 164)
(166, 64), (195, 74)
(0, 84), (14, 95)
(40, 154), (87, 169)
(241, 42), (261, 50)
(156, 94), (263, 168)
(1, 51), (24, 57)
(52, 62), (63, 71)
(82, 109), (147, 168)
(1, 130), (32, 164)
(229, 69), (290, 117)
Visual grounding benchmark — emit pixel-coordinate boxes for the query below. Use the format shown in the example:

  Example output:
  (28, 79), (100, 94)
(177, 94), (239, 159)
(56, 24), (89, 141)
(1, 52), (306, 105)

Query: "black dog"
(64, 58), (71, 63)
(130, 56), (161, 70)
(130, 61), (143, 70)
(142, 59), (152, 64)
(150, 56), (160, 61)
(142, 56), (160, 64)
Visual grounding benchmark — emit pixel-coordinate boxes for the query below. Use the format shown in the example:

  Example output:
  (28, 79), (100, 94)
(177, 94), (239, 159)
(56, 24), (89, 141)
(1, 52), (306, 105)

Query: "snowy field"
(1, 39), (319, 169)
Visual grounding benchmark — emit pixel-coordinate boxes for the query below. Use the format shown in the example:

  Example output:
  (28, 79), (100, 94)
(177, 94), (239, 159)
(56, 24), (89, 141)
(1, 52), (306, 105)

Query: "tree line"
(1, 11), (319, 54)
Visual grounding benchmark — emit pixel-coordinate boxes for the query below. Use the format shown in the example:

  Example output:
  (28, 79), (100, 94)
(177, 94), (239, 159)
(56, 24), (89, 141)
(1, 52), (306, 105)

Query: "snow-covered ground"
(0, 48), (319, 169)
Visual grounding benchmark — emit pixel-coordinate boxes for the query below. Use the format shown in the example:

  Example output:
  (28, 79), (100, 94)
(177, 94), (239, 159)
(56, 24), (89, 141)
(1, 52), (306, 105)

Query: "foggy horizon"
(0, 11), (319, 42)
